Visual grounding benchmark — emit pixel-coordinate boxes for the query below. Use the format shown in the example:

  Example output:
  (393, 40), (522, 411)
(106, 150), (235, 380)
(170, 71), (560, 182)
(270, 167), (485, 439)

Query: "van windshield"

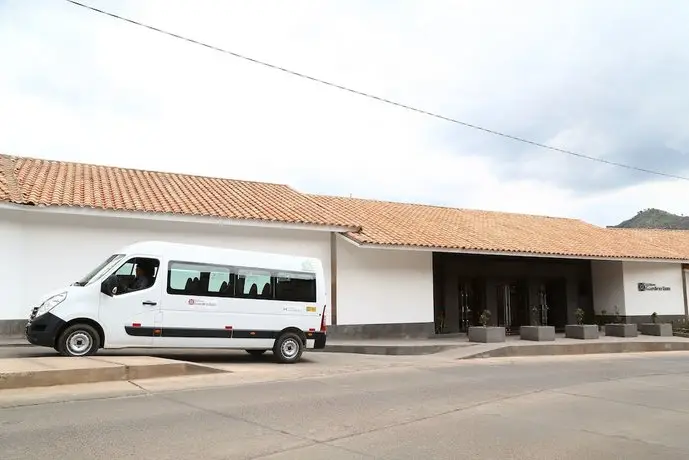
(73, 254), (126, 286)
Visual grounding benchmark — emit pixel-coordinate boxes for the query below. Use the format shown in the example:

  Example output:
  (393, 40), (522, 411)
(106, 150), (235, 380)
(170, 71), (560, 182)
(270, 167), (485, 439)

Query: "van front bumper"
(25, 312), (65, 348)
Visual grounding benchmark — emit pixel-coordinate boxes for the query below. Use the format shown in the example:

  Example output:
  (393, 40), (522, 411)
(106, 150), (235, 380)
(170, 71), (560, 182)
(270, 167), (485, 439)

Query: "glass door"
(458, 281), (472, 332)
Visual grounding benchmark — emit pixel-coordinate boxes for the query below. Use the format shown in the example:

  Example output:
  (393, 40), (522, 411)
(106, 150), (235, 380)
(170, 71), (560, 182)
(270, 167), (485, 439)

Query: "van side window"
(237, 268), (272, 299)
(116, 262), (135, 276)
(113, 257), (160, 295)
(274, 271), (316, 302)
(166, 260), (317, 303)
(167, 261), (232, 297)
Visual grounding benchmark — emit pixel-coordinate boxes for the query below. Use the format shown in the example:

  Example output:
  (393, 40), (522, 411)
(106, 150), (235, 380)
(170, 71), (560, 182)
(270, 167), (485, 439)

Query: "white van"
(24, 241), (328, 363)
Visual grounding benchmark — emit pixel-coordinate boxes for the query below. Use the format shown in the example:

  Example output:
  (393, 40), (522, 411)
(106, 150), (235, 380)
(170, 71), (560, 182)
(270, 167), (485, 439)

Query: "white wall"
(0, 213), (25, 321)
(335, 237), (433, 325)
(591, 260), (625, 316)
(685, 269), (689, 313)
(0, 209), (331, 321)
(622, 261), (685, 317)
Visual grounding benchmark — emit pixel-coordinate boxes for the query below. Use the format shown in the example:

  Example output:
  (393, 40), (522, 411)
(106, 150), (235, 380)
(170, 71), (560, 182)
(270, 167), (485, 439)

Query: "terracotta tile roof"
(2, 154), (688, 261)
(605, 228), (689, 260)
(309, 195), (689, 260)
(0, 154), (357, 228)
(0, 155), (20, 202)
(0, 164), (8, 201)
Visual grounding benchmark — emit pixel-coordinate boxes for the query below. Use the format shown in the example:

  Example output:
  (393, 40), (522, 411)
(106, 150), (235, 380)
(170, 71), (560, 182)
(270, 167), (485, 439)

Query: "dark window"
(274, 271), (317, 302)
(166, 260), (317, 303)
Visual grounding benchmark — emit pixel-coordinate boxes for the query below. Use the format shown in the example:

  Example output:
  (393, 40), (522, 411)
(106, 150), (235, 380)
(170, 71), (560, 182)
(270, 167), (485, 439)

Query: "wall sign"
(637, 282), (671, 292)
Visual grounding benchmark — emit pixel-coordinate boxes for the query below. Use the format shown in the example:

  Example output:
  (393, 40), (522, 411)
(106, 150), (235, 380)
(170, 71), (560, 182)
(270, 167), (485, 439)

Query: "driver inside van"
(127, 261), (153, 292)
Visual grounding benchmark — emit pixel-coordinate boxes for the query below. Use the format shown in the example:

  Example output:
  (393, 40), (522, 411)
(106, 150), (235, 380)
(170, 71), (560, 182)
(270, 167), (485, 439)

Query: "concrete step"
(0, 356), (226, 390)
(320, 343), (464, 356)
(319, 339), (474, 356)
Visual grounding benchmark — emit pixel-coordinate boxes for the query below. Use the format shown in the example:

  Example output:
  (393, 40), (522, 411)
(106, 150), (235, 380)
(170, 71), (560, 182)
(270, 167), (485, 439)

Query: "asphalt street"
(0, 343), (299, 361)
(2, 349), (689, 459)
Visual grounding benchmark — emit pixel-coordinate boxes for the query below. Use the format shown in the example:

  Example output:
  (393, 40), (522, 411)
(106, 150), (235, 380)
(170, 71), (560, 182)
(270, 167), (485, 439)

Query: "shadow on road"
(4, 346), (319, 365)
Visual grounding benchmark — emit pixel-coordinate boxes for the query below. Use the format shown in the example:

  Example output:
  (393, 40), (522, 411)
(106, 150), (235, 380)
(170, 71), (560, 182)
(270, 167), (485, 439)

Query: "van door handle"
(142, 301), (157, 306)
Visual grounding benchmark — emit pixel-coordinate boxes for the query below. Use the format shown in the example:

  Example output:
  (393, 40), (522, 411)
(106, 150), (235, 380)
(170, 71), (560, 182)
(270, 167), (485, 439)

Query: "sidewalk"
(321, 333), (689, 358)
(320, 338), (474, 355)
(0, 355), (226, 390)
(5, 333), (689, 357)
(0, 336), (30, 347)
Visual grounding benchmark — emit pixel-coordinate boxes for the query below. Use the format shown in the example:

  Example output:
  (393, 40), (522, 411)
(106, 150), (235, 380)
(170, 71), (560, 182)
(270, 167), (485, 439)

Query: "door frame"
(98, 254), (163, 348)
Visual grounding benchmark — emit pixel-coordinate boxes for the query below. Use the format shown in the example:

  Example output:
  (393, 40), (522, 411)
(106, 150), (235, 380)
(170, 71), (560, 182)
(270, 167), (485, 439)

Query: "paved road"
(3, 351), (689, 459)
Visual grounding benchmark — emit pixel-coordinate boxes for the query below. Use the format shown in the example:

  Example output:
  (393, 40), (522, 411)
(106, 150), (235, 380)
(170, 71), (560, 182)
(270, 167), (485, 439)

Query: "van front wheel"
(273, 332), (304, 364)
(56, 324), (99, 357)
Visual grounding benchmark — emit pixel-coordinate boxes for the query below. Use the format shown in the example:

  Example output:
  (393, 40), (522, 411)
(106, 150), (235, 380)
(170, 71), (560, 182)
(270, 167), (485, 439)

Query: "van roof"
(118, 240), (322, 272)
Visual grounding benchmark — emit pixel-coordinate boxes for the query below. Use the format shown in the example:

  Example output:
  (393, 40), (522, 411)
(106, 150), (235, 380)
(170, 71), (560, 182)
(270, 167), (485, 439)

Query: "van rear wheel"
(56, 324), (99, 357)
(273, 332), (304, 364)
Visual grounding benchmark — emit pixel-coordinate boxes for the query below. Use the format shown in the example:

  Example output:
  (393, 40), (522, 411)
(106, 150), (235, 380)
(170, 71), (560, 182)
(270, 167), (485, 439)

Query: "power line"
(63, 0), (689, 183)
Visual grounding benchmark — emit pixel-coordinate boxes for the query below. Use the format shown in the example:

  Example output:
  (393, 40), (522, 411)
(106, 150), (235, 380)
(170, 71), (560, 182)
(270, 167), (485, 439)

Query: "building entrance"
(457, 279), (484, 332)
(433, 253), (593, 335)
(496, 281), (529, 334)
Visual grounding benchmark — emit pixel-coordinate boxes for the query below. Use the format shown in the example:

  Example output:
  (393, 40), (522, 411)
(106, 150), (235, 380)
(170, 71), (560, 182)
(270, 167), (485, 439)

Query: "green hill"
(614, 208), (689, 230)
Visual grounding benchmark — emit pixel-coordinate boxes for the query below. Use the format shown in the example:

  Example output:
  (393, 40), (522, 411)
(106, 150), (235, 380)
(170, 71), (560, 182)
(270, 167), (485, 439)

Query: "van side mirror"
(101, 275), (118, 297)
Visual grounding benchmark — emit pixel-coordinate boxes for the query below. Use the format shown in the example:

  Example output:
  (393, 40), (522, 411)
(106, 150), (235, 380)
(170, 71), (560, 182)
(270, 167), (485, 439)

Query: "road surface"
(2, 350), (689, 459)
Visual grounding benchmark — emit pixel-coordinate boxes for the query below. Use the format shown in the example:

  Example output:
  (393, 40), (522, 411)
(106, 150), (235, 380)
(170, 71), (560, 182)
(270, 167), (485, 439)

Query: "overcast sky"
(1, 0), (688, 226)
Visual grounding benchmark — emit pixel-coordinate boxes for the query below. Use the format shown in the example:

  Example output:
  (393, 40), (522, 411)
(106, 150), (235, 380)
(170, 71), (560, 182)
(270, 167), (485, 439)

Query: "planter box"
(520, 325), (555, 341)
(565, 324), (599, 340)
(639, 323), (673, 337)
(468, 326), (506, 343)
(604, 323), (638, 337)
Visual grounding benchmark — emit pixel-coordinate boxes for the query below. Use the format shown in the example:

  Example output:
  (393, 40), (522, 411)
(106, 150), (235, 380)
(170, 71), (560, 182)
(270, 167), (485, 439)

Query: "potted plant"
(565, 307), (599, 340)
(672, 318), (689, 338)
(520, 305), (555, 341)
(604, 306), (638, 337)
(639, 311), (673, 336)
(596, 309), (607, 331)
(467, 309), (506, 343)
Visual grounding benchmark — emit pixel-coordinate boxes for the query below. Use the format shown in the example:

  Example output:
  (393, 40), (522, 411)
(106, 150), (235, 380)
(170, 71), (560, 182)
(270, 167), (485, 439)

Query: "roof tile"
(0, 155), (356, 228)
(2, 154), (688, 261)
(309, 195), (689, 260)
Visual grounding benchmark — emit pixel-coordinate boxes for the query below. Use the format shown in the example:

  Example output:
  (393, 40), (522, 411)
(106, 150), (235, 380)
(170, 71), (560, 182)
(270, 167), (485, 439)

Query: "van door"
(159, 261), (237, 348)
(99, 256), (162, 348)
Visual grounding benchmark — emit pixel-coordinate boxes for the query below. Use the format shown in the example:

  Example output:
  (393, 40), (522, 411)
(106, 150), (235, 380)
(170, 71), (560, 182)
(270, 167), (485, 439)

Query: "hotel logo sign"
(637, 282), (671, 292)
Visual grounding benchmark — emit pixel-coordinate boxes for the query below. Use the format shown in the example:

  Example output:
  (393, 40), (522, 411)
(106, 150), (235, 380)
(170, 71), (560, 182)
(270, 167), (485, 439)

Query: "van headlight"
(35, 292), (68, 317)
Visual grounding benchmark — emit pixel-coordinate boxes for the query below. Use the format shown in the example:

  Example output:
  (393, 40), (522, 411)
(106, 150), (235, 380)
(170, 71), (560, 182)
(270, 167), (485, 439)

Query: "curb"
(317, 344), (462, 356)
(457, 341), (689, 360)
(0, 340), (32, 348)
(0, 358), (227, 390)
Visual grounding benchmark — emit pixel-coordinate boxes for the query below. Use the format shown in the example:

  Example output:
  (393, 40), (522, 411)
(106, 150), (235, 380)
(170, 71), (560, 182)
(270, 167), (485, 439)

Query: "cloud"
(0, 0), (688, 228)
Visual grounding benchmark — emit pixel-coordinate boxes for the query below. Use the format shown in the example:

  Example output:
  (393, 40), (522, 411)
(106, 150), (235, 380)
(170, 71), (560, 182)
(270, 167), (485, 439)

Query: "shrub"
(574, 308), (586, 325)
(479, 309), (492, 327)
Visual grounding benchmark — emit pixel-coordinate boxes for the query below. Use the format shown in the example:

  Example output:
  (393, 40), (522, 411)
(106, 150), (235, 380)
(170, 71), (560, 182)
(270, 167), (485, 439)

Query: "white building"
(1, 154), (688, 337)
